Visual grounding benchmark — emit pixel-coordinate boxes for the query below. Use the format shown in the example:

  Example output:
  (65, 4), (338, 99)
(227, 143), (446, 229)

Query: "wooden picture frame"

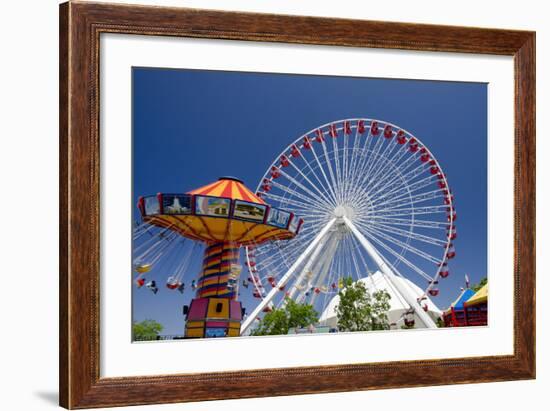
(59, 1), (535, 408)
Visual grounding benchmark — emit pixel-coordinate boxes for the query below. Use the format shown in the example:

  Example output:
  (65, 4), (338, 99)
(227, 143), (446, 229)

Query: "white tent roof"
(318, 271), (442, 328)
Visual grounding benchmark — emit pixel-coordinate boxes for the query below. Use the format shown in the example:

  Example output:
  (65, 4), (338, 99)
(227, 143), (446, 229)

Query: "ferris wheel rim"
(245, 118), (456, 314)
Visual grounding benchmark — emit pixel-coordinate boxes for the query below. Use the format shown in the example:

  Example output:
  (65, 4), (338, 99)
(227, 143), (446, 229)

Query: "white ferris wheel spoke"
(366, 220), (447, 246)
(371, 189), (442, 211)
(362, 133), (406, 190)
(371, 174), (439, 209)
(313, 132), (340, 203)
(344, 126), (359, 191)
(307, 141), (341, 202)
(365, 215), (448, 230)
(259, 192), (329, 216)
(356, 225), (433, 282)
(366, 156), (430, 203)
(342, 216), (437, 328)
(357, 221), (441, 265)
(330, 133), (344, 201)
(298, 146), (340, 204)
(349, 142), (408, 206)
(362, 141), (424, 192)
(370, 206), (447, 219)
(286, 157), (338, 208)
(274, 168), (335, 211)
(269, 179), (333, 213)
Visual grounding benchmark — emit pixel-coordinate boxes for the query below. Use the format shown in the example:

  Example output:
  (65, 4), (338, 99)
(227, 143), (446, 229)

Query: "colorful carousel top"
(444, 288), (476, 314)
(464, 284), (488, 307)
(137, 177), (304, 246)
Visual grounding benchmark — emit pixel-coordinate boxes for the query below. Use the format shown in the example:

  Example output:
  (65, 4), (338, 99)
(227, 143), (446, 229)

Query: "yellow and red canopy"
(188, 177), (265, 204)
(138, 177), (302, 246)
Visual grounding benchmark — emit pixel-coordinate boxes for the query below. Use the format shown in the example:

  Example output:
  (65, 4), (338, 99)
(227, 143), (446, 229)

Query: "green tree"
(471, 277), (487, 292)
(252, 299), (319, 336)
(335, 277), (391, 332)
(132, 319), (164, 341)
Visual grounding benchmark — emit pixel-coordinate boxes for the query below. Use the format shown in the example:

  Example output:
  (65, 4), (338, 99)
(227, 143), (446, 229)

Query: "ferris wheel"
(242, 118), (457, 333)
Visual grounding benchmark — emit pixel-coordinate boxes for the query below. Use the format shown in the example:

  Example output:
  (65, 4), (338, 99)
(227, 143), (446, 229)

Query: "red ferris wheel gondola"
(383, 124), (393, 138)
(370, 120), (380, 136)
(396, 130), (407, 144)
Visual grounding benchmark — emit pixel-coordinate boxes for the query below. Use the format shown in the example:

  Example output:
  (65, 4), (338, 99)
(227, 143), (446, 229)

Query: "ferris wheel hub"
(333, 204), (356, 221)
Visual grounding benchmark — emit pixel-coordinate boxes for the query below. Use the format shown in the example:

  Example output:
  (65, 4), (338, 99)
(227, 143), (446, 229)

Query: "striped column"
(185, 241), (243, 338)
(195, 242), (240, 299)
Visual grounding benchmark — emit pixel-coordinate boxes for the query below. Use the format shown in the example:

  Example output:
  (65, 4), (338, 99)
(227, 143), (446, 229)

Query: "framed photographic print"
(59, 1), (535, 409)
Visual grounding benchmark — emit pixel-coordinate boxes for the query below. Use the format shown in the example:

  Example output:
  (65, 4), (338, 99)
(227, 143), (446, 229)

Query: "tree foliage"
(335, 277), (391, 332)
(471, 277), (488, 292)
(132, 319), (164, 341)
(252, 299), (319, 336)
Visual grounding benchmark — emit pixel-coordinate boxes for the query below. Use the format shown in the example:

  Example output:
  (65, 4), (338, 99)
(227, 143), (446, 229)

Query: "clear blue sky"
(132, 67), (487, 335)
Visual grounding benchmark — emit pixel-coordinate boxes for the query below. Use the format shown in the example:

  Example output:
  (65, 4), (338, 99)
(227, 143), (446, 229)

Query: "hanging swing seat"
(135, 263), (152, 273)
(146, 280), (158, 294)
(166, 276), (182, 290)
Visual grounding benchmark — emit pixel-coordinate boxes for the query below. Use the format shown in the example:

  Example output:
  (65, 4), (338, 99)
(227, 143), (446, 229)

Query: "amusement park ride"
(133, 118), (457, 337)
(136, 177), (303, 338)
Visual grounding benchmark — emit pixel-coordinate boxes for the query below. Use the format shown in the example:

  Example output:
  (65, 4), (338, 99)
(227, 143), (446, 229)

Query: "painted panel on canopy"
(266, 208), (291, 229)
(195, 196), (232, 218)
(162, 194), (192, 215)
(233, 200), (267, 222)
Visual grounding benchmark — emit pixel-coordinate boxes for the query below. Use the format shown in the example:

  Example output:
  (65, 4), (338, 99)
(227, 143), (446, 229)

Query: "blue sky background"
(132, 67), (487, 336)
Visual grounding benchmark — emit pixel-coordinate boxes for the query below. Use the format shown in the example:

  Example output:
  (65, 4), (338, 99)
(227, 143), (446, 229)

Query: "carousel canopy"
(138, 177), (303, 246)
(188, 176), (266, 204)
(444, 288), (476, 313)
(464, 284), (488, 307)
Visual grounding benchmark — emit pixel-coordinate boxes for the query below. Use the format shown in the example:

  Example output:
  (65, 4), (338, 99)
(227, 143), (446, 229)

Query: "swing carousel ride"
(133, 118), (457, 337)
(134, 177), (303, 338)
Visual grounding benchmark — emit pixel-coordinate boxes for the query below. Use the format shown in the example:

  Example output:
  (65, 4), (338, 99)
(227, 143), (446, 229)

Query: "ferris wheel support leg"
(241, 218), (337, 335)
(342, 217), (437, 329)
(286, 235), (330, 303)
(308, 232), (340, 305)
